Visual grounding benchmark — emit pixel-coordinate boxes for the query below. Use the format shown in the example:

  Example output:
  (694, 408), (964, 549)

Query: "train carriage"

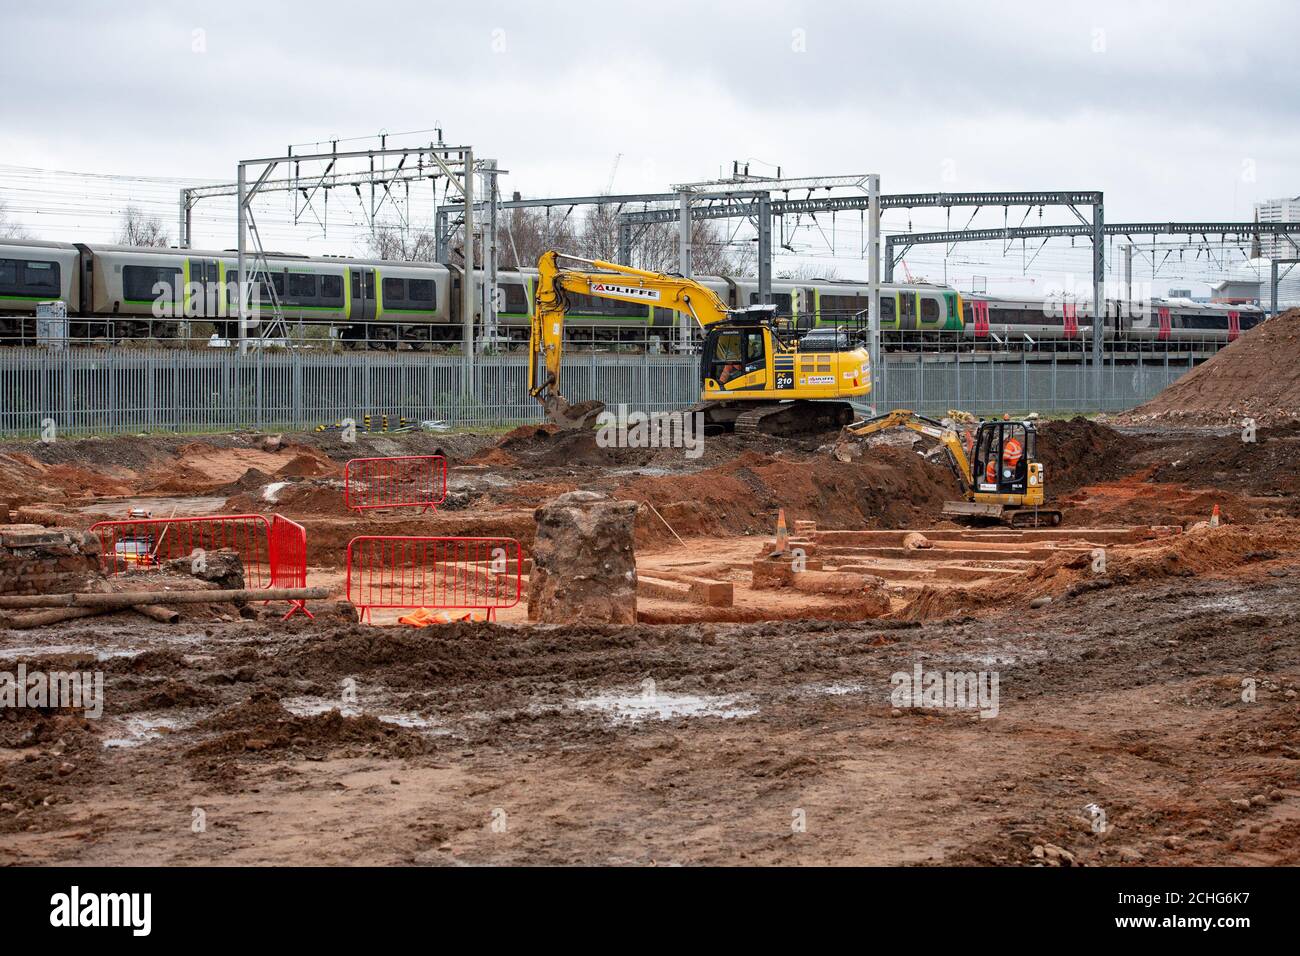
(0, 236), (1274, 353)
(487, 268), (731, 349)
(76, 244), (451, 346)
(0, 240), (81, 341)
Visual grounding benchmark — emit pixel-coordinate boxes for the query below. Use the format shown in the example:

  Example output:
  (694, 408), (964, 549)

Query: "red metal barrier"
(90, 513), (312, 619)
(345, 536), (522, 623)
(344, 456), (448, 512)
(269, 515), (312, 619)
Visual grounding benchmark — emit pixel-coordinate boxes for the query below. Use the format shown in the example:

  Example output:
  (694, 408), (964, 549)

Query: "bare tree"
(365, 224), (438, 261)
(778, 263), (839, 280)
(0, 200), (29, 240)
(576, 206), (752, 277)
(496, 207), (579, 270)
(449, 201), (752, 277)
(117, 205), (170, 247)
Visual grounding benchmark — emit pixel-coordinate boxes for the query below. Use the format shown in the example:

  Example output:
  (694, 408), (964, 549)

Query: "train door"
(797, 287), (817, 329)
(188, 259), (218, 317)
(350, 268), (375, 322)
(898, 291), (917, 331)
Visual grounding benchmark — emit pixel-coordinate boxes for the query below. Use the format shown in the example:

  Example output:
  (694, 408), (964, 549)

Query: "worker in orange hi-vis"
(1003, 435), (1024, 471)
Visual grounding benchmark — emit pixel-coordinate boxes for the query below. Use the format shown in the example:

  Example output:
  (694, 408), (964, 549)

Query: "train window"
(749, 292), (793, 316)
(568, 292), (647, 318)
(820, 294), (863, 317)
(383, 277), (406, 302)
(254, 272), (284, 302)
(288, 273), (317, 298)
(1180, 315), (1225, 330)
(22, 260), (60, 294)
(123, 265), (179, 301)
(503, 283), (530, 313)
(879, 296), (895, 321)
(408, 278), (435, 303)
(351, 273), (362, 298)
(0, 258), (18, 293)
(321, 275), (342, 299)
(921, 297), (940, 322)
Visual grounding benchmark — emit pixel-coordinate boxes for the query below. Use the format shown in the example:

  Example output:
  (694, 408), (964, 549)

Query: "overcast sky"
(2, 0), (1297, 290)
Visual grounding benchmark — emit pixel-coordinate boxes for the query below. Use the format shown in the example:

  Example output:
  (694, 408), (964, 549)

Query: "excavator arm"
(841, 409), (976, 491)
(528, 250), (736, 425)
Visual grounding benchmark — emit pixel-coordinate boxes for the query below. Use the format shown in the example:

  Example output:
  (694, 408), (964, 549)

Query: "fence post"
(1051, 352), (1057, 412)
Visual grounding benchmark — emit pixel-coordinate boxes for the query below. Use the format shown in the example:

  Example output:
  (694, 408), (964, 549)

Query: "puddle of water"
(571, 690), (757, 723)
(814, 682), (865, 696)
(281, 695), (449, 734)
(0, 630), (206, 662)
(0, 644), (142, 662)
(1194, 595), (1250, 612)
(101, 713), (192, 749)
(376, 712), (450, 733)
(281, 695), (359, 718)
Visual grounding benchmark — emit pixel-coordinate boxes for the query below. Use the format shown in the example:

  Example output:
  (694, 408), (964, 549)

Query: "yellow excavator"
(840, 409), (1062, 527)
(527, 251), (872, 436)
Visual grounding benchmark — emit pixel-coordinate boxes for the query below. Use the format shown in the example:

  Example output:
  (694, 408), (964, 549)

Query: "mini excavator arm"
(841, 408), (976, 491)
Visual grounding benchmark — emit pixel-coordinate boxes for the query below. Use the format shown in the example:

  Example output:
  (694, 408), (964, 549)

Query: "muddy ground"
(1, 417), (1298, 865)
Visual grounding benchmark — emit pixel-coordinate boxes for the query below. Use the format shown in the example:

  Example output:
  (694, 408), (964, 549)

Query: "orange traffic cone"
(775, 508), (789, 553)
(1210, 504), (1221, 528)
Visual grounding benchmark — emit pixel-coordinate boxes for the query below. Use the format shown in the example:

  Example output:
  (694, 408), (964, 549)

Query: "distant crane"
(603, 153), (622, 195)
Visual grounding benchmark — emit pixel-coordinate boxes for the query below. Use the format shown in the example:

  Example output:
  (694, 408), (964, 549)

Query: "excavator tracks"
(730, 400), (856, 438)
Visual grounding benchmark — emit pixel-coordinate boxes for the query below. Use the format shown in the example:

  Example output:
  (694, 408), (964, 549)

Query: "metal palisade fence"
(0, 347), (1200, 438)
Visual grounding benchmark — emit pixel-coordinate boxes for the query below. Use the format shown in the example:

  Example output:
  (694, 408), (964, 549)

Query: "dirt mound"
(275, 447), (338, 478)
(1037, 418), (1143, 493)
(615, 445), (960, 546)
(1126, 309), (1300, 426)
(1151, 421), (1300, 498)
(497, 426), (654, 468)
(217, 467), (276, 496)
(264, 480), (350, 515)
(185, 691), (433, 760)
(1059, 476), (1268, 528)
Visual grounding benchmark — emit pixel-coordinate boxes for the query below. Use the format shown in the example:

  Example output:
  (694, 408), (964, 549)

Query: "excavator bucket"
(543, 394), (606, 431)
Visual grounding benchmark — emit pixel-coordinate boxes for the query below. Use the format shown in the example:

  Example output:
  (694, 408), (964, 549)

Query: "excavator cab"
(971, 419), (1032, 497)
(702, 326), (767, 390)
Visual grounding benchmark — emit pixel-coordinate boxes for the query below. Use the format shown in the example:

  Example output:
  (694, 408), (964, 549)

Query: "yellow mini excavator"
(840, 409), (1062, 527)
(527, 251), (873, 436)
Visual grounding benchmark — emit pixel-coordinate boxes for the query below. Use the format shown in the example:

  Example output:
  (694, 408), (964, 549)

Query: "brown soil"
(2, 563), (1297, 865)
(1126, 308), (1300, 426)
(1036, 418), (1144, 493)
(2, 418), (1299, 866)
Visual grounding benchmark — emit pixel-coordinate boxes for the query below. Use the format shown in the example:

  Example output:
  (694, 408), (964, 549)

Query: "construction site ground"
(2, 415), (1299, 866)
